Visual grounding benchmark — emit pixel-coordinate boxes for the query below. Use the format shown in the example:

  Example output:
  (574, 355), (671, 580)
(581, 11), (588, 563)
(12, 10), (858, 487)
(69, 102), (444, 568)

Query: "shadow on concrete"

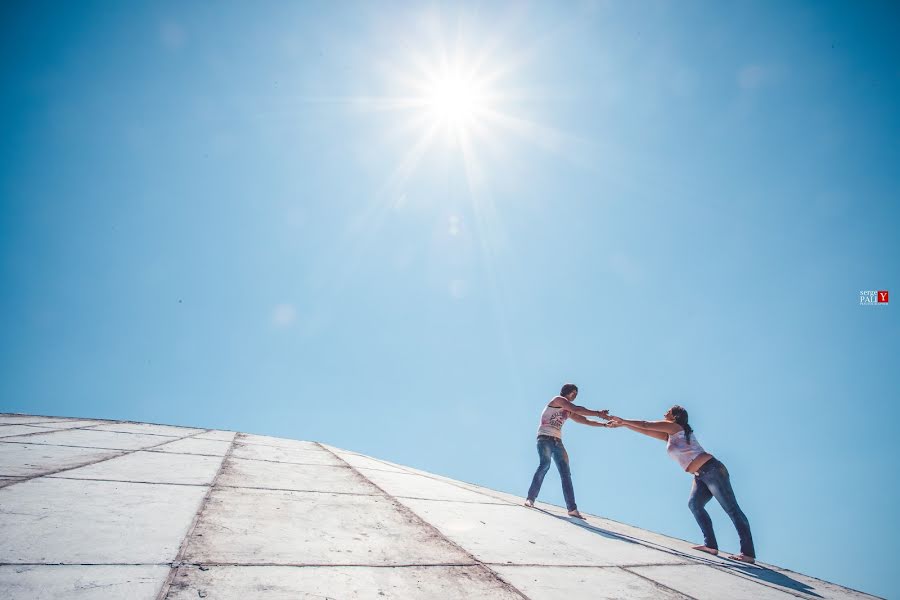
(531, 507), (639, 543)
(536, 505), (826, 600)
(722, 562), (824, 598)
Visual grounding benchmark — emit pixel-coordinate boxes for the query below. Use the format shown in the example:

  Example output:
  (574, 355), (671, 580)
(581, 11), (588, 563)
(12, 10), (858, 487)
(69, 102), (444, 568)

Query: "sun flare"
(352, 13), (581, 199)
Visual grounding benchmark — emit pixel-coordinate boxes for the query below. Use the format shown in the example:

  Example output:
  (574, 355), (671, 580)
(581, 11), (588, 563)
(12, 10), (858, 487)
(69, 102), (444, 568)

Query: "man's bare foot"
(524, 499), (534, 508)
(567, 509), (585, 519)
(692, 545), (719, 556)
(728, 553), (756, 564)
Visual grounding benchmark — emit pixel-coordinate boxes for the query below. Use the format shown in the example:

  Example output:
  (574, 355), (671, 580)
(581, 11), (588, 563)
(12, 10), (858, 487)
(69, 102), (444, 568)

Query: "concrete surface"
(0, 413), (880, 600)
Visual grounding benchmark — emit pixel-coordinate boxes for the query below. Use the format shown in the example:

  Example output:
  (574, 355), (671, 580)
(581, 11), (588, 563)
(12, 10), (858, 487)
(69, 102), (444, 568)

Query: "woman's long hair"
(671, 405), (693, 443)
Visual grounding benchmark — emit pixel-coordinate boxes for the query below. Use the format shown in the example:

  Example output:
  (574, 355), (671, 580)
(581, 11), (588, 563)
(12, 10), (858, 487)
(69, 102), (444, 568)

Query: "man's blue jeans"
(689, 458), (755, 557)
(527, 435), (577, 511)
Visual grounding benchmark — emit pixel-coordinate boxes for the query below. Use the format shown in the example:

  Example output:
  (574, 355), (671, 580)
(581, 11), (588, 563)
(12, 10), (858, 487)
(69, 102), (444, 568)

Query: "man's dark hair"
(560, 383), (578, 397)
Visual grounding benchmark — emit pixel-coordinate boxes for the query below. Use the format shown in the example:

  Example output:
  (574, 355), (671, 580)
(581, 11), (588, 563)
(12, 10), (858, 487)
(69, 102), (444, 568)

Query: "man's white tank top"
(666, 429), (707, 471)
(536, 396), (569, 438)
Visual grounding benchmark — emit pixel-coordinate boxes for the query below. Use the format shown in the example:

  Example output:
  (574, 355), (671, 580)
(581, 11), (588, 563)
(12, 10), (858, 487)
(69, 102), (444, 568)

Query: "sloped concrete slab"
(397, 498), (689, 567)
(218, 457), (377, 494)
(493, 565), (687, 599)
(358, 468), (509, 504)
(185, 487), (473, 565)
(0, 425), (58, 438)
(343, 454), (515, 499)
(0, 478), (207, 563)
(194, 430), (237, 442)
(166, 565), (524, 599)
(239, 434), (321, 451)
(0, 417), (879, 600)
(54, 450), (224, 485)
(5, 429), (166, 450)
(333, 451), (431, 476)
(153, 438), (232, 456)
(629, 565), (801, 600)
(0, 443), (123, 477)
(230, 442), (342, 465)
(88, 422), (202, 437)
(323, 447), (410, 473)
(0, 565), (169, 600)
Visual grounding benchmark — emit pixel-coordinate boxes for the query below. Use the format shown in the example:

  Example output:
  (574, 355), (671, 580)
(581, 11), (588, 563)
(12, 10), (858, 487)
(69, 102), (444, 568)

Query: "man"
(524, 383), (609, 519)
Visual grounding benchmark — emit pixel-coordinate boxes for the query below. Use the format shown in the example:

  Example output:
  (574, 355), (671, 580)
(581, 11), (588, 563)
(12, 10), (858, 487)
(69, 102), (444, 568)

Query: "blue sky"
(1, 1), (897, 596)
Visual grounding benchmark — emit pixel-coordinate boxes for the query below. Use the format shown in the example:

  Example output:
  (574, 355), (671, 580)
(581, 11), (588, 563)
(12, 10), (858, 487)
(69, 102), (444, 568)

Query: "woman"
(607, 406), (756, 563)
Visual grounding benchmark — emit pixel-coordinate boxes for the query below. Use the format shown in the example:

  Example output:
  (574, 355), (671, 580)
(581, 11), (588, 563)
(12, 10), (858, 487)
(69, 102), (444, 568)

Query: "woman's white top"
(666, 429), (707, 471)
(536, 396), (569, 438)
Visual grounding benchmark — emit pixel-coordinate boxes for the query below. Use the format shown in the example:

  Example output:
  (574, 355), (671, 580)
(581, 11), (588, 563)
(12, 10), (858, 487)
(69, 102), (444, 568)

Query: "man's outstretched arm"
(569, 413), (610, 428)
(553, 397), (609, 419)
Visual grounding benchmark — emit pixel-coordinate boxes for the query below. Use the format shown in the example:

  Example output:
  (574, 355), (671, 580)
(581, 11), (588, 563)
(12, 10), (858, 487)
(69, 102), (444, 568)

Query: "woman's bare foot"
(523, 499), (534, 508)
(692, 545), (719, 556)
(567, 509), (585, 519)
(728, 553), (756, 564)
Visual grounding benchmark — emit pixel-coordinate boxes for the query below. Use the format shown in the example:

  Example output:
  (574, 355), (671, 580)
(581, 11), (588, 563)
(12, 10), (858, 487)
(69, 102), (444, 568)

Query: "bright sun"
(424, 72), (486, 127)
(358, 15), (571, 196)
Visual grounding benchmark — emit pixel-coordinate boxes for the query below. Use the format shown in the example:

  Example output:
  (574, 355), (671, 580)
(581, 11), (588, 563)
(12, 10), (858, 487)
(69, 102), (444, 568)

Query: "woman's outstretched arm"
(608, 421), (669, 441)
(608, 416), (681, 435)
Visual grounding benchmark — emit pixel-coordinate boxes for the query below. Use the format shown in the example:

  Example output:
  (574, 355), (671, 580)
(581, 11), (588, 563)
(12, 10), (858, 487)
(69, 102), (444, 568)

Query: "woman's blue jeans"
(689, 458), (755, 557)
(527, 435), (577, 511)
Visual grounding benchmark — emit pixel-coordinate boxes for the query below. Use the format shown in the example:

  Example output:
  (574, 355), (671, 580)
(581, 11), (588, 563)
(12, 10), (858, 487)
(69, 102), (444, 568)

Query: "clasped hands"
(588, 410), (624, 428)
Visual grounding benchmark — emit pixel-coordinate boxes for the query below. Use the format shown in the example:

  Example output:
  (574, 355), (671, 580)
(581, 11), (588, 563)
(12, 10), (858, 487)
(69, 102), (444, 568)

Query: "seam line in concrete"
(316, 442), (533, 600)
(154, 431), (238, 600)
(0, 413), (219, 433)
(227, 455), (347, 468)
(0, 429), (215, 490)
(70, 428), (183, 439)
(214, 484), (514, 504)
(44, 476), (215, 488)
(0, 440), (189, 452)
(619, 566), (700, 600)
(0, 423), (121, 440)
(227, 440), (322, 450)
(215, 484), (381, 496)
